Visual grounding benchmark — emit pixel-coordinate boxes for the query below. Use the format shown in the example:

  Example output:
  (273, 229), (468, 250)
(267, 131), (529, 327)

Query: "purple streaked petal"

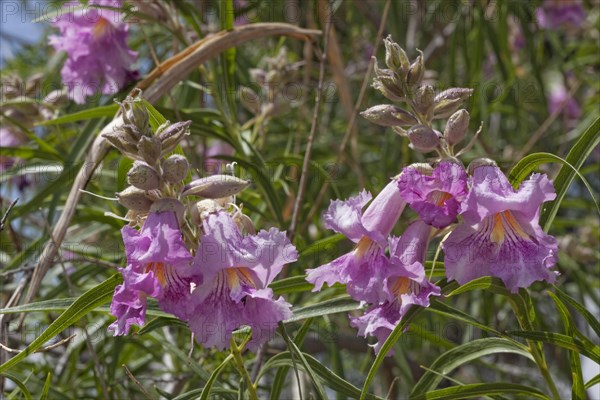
(361, 179), (406, 243)
(323, 190), (372, 242)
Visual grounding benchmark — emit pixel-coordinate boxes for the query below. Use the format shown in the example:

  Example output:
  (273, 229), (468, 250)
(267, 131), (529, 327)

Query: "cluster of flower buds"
(361, 36), (475, 158)
(239, 47), (302, 120)
(102, 95), (250, 225)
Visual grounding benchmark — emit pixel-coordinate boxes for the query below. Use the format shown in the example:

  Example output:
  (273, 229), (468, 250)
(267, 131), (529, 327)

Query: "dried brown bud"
(162, 154), (189, 184)
(127, 161), (161, 190)
(360, 105), (418, 127)
(406, 50), (424, 87)
(182, 175), (251, 198)
(116, 186), (153, 212)
(444, 109), (470, 145)
(407, 124), (440, 152)
(158, 120), (191, 155)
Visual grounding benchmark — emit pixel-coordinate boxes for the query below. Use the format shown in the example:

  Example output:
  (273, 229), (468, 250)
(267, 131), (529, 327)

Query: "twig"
(0, 334), (76, 354)
(0, 198), (18, 231)
(301, 0), (392, 233)
(288, 2), (334, 240)
(123, 364), (157, 400)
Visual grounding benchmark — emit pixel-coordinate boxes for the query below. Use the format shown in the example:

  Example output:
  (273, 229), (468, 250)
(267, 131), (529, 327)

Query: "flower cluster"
(307, 37), (559, 354)
(49, 0), (138, 104)
(105, 97), (298, 350)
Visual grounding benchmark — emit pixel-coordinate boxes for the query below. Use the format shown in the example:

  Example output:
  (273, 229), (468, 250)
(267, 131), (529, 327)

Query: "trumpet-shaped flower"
(188, 212), (297, 350)
(442, 165), (559, 292)
(397, 162), (468, 229)
(350, 221), (441, 354)
(306, 179), (406, 303)
(49, 0), (138, 104)
(109, 211), (196, 335)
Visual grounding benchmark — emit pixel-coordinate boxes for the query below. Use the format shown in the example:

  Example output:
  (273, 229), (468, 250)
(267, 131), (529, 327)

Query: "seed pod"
(127, 161), (161, 190)
(162, 154), (189, 184)
(467, 158), (497, 175)
(137, 136), (162, 166)
(407, 124), (440, 153)
(182, 175), (251, 198)
(414, 85), (435, 117)
(116, 186), (153, 212)
(406, 50), (424, 87)
(360, 105), (418, 127)
(444, 109), (470, 145)
(158, 120), (191, 155)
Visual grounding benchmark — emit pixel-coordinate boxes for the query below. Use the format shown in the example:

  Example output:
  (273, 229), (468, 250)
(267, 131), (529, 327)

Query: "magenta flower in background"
(442, 165), (559, 293)
(0, 127), (27, 171)
(188, 211), (297, 350)
(549, 86), (582, 121)
(109, 211), (196, 335)
(351, 220), (441, 354)
(536, 0), (586, 30)
(49, 0), (138, 104)
(306, 179), (406, 303)
(398, 162), (468, 229)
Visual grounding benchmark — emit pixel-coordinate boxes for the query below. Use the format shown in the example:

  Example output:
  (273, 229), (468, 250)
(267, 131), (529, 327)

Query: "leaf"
(1, 373), (32, 400)
(409, 382), (549, 400)
(540, 116), (600, 231)
(198, 354), (234, 400)
(585, 374), (600, 389)
(270, 275), (314, 295)
(410, 338), (533, 396)
(547, 292), (585, 399)
(140, 99), (167, 131)
(0, 274), (121, 373)
(285, 295), (362, 323)
(553, 286), (600, 338)
(509, 330), (600, 364)
(36, 104), (119, 126)
(40, 373), (52, 400)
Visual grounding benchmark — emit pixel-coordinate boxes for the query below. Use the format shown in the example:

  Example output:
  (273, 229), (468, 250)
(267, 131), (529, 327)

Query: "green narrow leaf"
(285, 295), (361, 323)
(553, 286), (600, 338)
(40, 373), (52, 400)
(548, 292), (585, 399)
(409, 382), (549, 400)
(36, 104), (119, 126)
(585, 374), (600, 389)
(410, 338), (533, 396)
(140, 99), (167, 131)
(0, 274), (121, 373)
(270, 275), (314, 295)
(1, 373), (32, 400)
(509, 330), (600, 364)
(198, 354), (234, 400)
(540, 116), (600, 230)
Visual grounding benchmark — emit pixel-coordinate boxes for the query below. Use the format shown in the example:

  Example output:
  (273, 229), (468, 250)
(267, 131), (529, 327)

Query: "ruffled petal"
(108, 283), (147, 336)
(323, 190), (372, 242)
(361, 179), (406, 243)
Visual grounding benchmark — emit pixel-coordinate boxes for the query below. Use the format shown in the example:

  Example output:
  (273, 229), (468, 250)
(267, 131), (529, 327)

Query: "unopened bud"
(239, 86), (260, 115)
(102, 130), (139, 158)
(182, 175), (251, 198)
(395, 162), (434, 179)
(435, 88), (474, 102)
(467, 158), (497, 175)
(360, 105), (418, 127)
(407, 124), (440, 152)
(127, 161), (161, 190)
(372, 59), (404, 101)
(249, 68), (267, 86)
(137, 136), (162, 165)
(116, 186), (153, 212)
(384, 36), (409, 76)
(162, 154), (189, 184)
(433, 88), (473, 119)
(189, 199), (223, 225)
(149, 198), (185, 225)
(158, 120), (191, 155)
(444, 109), (470, 145)
(406, 50), (424, 87)
(414, 85), (435, 117)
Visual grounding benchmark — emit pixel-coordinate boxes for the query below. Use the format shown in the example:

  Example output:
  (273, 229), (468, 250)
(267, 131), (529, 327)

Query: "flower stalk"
(229, 336), (258, 400)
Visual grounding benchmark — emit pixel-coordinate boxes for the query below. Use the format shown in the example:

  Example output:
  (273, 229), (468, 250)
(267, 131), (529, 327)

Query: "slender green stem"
(229, 337), (258, 400)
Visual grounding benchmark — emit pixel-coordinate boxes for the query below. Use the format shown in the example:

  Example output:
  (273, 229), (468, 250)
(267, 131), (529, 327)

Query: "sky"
(0, 0), (48, 67)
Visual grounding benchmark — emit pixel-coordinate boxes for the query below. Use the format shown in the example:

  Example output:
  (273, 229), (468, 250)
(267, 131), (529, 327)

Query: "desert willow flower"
(49, 0), (138, 104)
(442, 163), (559, 292)
(351, 220), (441, 355)
(306, 179), (406, 304)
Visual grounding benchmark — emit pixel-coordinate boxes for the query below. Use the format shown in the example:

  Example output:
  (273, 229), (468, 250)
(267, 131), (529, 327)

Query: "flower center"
(145, 262), (166, 285)
(354, 236), (376, 259)
(226, 267), (257, 290)
(390, 276), (421, 303)
(93, 17), (112, 39)
(490, 211), (529, 244)
(427, 190), (453, 206)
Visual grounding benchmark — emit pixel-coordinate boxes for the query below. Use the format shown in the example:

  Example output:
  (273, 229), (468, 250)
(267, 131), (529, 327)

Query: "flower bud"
(116, 186), (153, 212)
(239, 86), (260, 114)
(162, 154), (189, 184)
(360, 105), (419, 127)
(435, 88), (474, 103)
(383, 36), (409, 76)
(372, 59), (404, 101)
(127, 161), (161, 190)
(467, 158), (497, 175)
(158, 120), (191, 155)
(182, 175), (251, 198)
(414, 85), (435, 117)
(406, 50), (424, 87)
(189, 199), (223, 225)
(444, 109), (470, 145)
(407, 124), (440, 152)
(102, 130), (139, 158)
(137, 136), (162, 165)
(433, 88), (473, 119)
(249, 68), (267, 86)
